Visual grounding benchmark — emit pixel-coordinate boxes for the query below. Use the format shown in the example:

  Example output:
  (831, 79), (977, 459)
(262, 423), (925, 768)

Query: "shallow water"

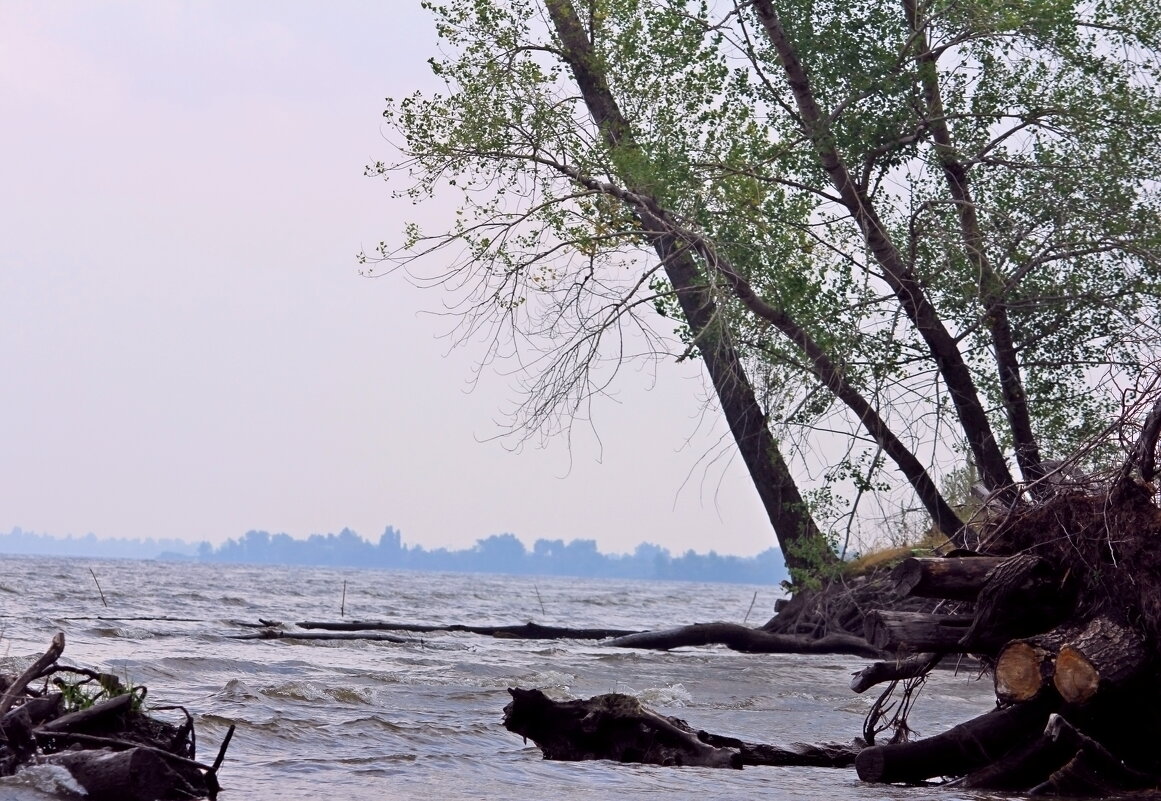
(0, 556), (999, 800)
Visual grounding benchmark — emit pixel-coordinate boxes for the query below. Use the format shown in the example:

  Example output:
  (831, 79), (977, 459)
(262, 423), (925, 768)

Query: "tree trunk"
(542, 0), (830, 575)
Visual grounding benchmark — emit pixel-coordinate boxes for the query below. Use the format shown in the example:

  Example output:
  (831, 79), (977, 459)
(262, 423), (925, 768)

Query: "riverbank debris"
(0, 632), (232, 801)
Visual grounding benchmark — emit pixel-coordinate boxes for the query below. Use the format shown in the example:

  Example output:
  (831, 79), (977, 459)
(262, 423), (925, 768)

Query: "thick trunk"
(749, 0), (1015, 500)
(902, 0), (1042, 486)
(855, 697), (1056, 783)
(543, 0), (828, 573)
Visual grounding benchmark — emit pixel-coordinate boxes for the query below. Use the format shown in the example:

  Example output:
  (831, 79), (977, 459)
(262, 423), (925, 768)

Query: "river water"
(0, 555), (999, 801)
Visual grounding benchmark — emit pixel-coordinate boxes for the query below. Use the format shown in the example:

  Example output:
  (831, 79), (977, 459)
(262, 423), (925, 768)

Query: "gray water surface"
(0, 556), (998, 800)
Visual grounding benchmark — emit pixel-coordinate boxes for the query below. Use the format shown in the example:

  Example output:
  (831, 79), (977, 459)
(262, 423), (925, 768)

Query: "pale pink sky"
(0, 1), (778, 556)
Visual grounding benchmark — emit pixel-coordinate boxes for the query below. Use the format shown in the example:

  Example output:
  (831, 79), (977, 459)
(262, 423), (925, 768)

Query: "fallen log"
(892, 556), (1007, 601)
(503, 687), (741, 768)
(697, 730), (862, 767)
(295, 620), (638, 639)
(1028, 714), (1156, 795)
(604, 622), (880, 657)
(231, 629), (410, 643)
(1052, 616), (1148, 705)
(503, 687), (864, 768)
(862, 611), (974, 652)
(42, 746), (203, 801)
(855, 696), (1056, 783)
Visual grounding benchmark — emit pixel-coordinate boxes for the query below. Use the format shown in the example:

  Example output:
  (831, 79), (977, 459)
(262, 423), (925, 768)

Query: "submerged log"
(605, 622), (880, 656)
(296, 620), (639, 639)
(855, 696), (1056, 783)
(503, 688), (741, 768)
(503, 688), (864, 769)
(892, 556), (1007, 601)
(862, 611), (974, 652)
(43, 746), (202, 801)
(1052, 617), (1148, 705)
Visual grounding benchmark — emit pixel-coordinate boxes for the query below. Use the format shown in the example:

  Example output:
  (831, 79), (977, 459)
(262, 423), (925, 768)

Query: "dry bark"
(892, 556), (1007, 601)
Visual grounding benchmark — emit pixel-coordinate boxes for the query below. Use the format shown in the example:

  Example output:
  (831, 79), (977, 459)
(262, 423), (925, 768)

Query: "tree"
(365, 0), (1161, 581)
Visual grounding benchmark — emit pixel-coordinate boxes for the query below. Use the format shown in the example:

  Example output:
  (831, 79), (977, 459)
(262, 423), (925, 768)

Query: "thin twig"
(89, 569), (109, 608)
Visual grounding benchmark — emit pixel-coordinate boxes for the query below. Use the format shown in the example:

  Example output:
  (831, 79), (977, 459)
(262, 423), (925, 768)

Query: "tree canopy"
(365, 0), (1161, 581)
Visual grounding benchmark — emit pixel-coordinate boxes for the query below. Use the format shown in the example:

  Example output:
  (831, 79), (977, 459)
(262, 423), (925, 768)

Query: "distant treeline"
(0, 526), (788, 585)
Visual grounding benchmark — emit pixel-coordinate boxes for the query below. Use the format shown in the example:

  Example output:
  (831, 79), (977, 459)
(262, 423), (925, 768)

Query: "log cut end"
(995, 642), (1054, 704)
(1054, 646), (1100, 705)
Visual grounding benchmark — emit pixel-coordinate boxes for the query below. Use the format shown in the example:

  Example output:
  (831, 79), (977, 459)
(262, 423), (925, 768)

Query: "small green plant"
(53, 670), (145, 713)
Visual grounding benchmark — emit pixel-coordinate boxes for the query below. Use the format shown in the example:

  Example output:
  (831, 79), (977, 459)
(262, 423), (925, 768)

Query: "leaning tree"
(365, 0), (1161, 581)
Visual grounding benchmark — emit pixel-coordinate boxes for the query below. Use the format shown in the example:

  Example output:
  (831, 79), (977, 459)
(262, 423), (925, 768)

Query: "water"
(0, 556), (999, 800)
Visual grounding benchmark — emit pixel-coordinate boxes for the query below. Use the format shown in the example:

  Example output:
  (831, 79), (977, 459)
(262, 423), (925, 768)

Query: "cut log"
(862, 611), (973, 652)
(994, 634), (1067, 704)
(891, 556), (1007, 601)
(855, 696), (1056, 783)
(1052, 617), (1147, 705)
(604, 623), (880, 657)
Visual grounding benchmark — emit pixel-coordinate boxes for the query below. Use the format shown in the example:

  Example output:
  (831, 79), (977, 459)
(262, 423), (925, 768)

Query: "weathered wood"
(43, 746), (200, 801)
(849, 653), (940, 694)
(604, 622), (880, 656)
(39, 692), (133, 733)
(1026, 714), (1156, 795)
(0, 632), (64, 717)
(295, 620), (639, 639)
(503, 688), (742, 768)
(231, 629), (410, 643)
(1052, 617), (1147, 705)
(862, 611), (973, 652)
(855, 697), (1055, 783)
(697, 731), (863, 767)
(892, 556), (1007, 601)
(960, 553), (1068, 652)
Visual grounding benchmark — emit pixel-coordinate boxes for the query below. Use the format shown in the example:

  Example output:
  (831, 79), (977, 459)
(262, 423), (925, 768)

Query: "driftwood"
(849, 653), (941, 693)
(248, 619), (882, 656)
(604, 622), (881, 657)
(503, 687), (863, 768)
(0, 632), (231, 800)
(295, 620), (638, 639)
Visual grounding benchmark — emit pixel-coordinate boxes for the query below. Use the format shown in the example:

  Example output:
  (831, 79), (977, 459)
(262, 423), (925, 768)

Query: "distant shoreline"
(0, 527), (788, 586)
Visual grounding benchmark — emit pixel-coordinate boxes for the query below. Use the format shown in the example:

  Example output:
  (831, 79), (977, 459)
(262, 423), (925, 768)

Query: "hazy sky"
(0, 1), (778, 556)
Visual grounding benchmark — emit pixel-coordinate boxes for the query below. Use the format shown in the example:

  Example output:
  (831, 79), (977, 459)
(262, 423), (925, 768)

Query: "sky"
(0, 1), (778, 557)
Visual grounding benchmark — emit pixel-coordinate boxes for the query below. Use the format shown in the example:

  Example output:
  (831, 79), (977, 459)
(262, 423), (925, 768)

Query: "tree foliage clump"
(365, 0), (1161, 580)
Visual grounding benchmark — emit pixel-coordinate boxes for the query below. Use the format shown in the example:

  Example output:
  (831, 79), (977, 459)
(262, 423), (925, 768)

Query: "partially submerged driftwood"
(499, 444), (1161, 796)
(503, 687), (862, 769)
(0, 632), (233, 801)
